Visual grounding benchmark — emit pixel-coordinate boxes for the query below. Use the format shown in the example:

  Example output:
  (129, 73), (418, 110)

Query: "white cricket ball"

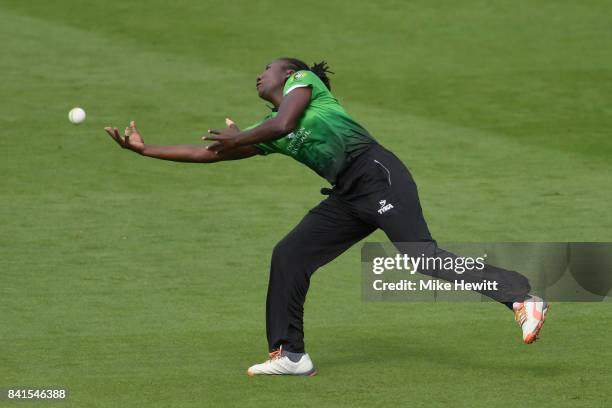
(68, 107), (86, 125)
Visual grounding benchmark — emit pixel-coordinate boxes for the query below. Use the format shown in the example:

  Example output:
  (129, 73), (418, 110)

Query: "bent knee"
(272, 238), (299, 265)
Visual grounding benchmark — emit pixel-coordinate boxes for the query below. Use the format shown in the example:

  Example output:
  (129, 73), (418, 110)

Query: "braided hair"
(279, 58), (334, 90)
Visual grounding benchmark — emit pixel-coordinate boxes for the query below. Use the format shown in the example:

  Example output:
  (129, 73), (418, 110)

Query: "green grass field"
(1, 0), (612, 406)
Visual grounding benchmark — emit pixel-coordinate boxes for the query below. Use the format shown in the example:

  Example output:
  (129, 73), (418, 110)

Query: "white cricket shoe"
(247, 347), (317, 377)
(513, 295), (550, 344)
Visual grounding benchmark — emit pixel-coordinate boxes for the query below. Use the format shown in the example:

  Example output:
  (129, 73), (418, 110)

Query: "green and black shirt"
(247, 70), (377, 184)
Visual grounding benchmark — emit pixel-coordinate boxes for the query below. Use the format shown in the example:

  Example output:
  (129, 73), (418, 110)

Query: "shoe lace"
(514, 303), (527, 327)
(268, 345), (283, 361)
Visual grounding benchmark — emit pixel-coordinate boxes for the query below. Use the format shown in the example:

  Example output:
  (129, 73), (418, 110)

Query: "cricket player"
(104, 58), (549, 377)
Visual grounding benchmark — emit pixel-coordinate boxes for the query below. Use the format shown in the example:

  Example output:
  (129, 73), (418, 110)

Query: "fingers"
(205, 141), (222, 151)
(125, 119), (138, 136)
(103, 127), (115, 139)
(104, 126), (124, 147)
(104, 127), (114, 138)
(103, 127), (116, 143)
(115, 128), (126, 147)
(202, 135), (220, 141)
(104, 123), (140, 150)
(225, 118), (239, 131)
(115, 127), (130, 148)
(201, 129), (223, 141)
(113, 127), (130, 149)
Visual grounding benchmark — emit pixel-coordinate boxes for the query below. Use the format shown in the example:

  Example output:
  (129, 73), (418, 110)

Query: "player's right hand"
(104, 120), (145, 154)
(202, 118), (241, 153)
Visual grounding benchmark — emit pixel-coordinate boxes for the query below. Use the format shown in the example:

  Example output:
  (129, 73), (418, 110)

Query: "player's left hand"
(104, 120), (145, 153)
(203, 118), (241, 153)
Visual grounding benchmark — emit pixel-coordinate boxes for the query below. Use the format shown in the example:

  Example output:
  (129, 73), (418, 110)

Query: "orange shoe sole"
(524, 304), (550, 344)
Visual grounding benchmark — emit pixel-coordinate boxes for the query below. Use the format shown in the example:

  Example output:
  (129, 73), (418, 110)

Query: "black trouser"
(266, 144), (531, 353)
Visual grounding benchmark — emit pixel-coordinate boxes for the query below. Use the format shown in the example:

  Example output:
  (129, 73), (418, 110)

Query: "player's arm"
(204, 87), (311, 152)
(140, 144), (258, 162)
(103, 121), (258, 163)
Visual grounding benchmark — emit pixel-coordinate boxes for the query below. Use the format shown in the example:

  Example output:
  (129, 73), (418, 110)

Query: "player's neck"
(264, 91), (283, 109)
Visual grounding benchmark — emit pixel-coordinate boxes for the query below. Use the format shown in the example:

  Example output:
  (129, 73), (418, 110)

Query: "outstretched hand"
(202, 118), (241, 153)
(104, 121), (145, 153)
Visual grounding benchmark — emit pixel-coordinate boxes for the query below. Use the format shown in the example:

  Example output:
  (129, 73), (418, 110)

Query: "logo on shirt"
(378, 199), (394, 214)
(293, 72), (307, 80)
(286, 127), (311, 155)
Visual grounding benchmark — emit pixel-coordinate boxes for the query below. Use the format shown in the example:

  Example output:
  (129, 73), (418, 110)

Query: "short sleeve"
(283, 70), (318, 96)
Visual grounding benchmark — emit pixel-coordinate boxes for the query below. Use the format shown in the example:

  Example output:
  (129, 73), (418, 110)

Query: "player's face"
(256, 60), (290, 101)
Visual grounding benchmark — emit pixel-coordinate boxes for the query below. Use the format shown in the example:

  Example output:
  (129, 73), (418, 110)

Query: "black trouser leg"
(266, 196), (375, 353)
(352, 146), (531, 303)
